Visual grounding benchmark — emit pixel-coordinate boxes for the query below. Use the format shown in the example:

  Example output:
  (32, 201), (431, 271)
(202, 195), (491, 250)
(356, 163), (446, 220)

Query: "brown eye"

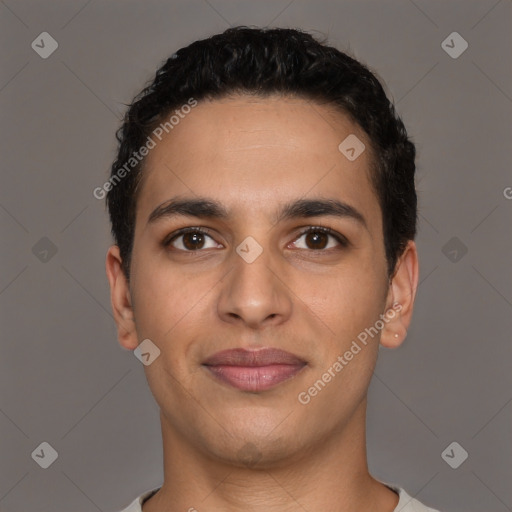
(291, 227), (348, 251)
(305, 231), (329, 249)
(182, 232), (206, 250)
(165, 228), (221, 251)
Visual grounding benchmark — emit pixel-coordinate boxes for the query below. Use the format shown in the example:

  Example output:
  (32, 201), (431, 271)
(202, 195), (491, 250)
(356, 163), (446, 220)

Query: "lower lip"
(204, 364), (306, 392)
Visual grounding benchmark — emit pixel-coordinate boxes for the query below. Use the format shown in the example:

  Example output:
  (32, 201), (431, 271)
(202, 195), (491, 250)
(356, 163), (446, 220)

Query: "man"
(105, 26), (440, 512)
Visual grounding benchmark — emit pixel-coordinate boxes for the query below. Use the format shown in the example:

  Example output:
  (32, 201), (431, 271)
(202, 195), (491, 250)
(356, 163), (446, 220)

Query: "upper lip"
(203, 348), (306, 367)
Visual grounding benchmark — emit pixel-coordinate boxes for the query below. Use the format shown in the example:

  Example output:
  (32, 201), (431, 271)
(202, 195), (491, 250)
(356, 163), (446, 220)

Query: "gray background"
(1, 1), (511, 511)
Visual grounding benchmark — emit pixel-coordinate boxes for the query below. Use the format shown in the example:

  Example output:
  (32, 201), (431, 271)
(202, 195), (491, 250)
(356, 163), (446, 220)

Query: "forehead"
(136, 95), (381, 233)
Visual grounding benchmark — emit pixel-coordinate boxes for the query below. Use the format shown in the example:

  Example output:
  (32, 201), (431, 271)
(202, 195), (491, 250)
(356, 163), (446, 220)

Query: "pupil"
(184, 232), (204, 250)
(307, 232), (327, 249)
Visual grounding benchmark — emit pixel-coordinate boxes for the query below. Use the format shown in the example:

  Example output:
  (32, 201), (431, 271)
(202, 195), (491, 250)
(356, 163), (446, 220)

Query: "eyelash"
(162, 226), (349, 251)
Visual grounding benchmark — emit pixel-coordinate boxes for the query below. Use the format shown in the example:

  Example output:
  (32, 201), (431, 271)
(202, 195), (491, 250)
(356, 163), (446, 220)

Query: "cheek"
(133, 275), (195, 339)
(304, 260), (387, 339)
(130, 250), (185, 337)
(129, 252), (220, 354)
(295, 270), (385, 423)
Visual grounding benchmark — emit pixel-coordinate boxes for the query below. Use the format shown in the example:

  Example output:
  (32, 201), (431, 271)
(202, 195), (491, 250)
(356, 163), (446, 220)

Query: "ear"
(105, 245), (139, 350)
(380, 240), (419, 349)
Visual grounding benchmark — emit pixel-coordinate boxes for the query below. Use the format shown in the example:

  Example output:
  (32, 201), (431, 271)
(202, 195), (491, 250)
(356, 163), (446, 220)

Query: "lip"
(202, 348), (307, 392)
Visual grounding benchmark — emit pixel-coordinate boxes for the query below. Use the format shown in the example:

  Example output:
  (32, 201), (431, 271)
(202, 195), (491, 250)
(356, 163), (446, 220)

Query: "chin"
(209, 435), (298, 470)
(199, 416), (313, 470)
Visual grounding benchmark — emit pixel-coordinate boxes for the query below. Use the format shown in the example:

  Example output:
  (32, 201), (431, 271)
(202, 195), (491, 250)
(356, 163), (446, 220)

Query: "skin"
(106, 95), (419, 512)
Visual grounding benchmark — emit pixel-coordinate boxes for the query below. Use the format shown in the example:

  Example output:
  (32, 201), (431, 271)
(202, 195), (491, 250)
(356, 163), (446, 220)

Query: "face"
(107, 95), (417, 467)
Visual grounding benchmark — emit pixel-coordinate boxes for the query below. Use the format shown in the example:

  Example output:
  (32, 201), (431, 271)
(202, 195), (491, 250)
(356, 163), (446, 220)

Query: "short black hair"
(106, 26), (417, 280)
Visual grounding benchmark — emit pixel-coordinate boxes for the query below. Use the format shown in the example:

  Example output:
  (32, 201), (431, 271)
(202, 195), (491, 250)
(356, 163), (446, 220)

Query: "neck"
(143, 398), (398, 512)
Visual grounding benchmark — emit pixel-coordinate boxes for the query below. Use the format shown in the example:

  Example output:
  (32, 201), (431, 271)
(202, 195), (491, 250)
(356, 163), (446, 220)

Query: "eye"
(163, 227), (222, 251)
(290, 226), (348, 251)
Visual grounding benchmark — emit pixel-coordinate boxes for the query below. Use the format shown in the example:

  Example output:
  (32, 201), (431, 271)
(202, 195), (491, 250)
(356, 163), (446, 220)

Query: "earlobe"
(380, 322), (408, 349)
(380, 240), (419, 349)
(380, 301), (408, 349)
(105, 245), (139, 350)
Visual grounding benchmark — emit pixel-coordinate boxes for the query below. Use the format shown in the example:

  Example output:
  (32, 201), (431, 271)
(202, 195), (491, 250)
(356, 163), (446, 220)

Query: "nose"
(217, 247), (293, 330)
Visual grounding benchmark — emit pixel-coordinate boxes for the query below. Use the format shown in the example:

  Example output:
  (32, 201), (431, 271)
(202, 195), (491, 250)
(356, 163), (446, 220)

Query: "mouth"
(202, 348), (307, 392)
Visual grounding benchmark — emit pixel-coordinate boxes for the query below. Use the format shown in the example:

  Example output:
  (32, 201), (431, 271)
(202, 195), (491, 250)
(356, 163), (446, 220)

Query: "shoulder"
(116, 485), (441, 512)
(391, 486), (441, 512)
(116, 488), (160, 512)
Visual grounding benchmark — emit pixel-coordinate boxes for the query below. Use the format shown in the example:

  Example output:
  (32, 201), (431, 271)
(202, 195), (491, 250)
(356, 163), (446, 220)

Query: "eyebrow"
(147, 197), (368, 230)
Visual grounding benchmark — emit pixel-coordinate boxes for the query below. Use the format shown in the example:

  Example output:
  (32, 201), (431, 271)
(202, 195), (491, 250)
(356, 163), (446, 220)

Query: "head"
(105, 27), (418, 467)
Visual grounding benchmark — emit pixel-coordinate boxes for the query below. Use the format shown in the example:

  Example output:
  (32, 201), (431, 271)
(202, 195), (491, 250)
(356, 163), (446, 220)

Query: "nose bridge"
(217, 239), (292, 328)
